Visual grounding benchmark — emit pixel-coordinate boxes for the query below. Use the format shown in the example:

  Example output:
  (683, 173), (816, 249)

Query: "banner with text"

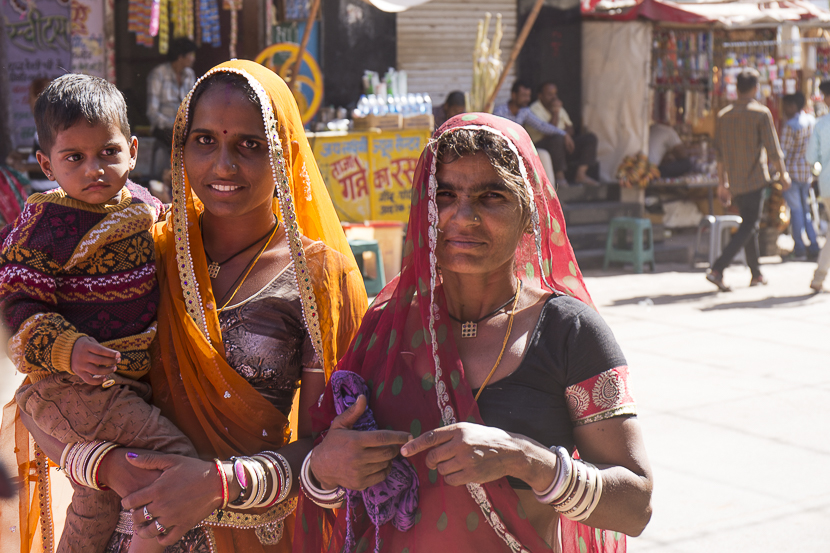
(311, 129), (430, 223)
(3, 0), (72, 150)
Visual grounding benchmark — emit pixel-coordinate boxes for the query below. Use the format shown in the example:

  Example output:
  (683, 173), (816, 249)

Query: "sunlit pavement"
(1, 258), (828, 552)
(583, 258), (830, 553)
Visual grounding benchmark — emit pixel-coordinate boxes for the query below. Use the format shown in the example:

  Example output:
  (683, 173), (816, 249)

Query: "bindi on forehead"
(223, 130), (227, 134)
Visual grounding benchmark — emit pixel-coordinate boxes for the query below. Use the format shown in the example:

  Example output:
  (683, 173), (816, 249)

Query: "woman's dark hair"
(432, 128), (532, 227)
(184, 72), (262, 140)
(34, 73), (131, 155)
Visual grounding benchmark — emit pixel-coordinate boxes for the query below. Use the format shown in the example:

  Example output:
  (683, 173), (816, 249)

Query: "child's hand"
(71, 336), (121, 385)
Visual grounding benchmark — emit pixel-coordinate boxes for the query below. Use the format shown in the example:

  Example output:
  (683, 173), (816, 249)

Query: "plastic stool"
(348, 239), (386, 297)
(692, 215), (747, 268)
(603, 217), (655, 273)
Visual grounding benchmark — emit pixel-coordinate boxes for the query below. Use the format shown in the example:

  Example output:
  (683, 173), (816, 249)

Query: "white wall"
(397, 0), (517, 108)
(582, 21), (652, 182)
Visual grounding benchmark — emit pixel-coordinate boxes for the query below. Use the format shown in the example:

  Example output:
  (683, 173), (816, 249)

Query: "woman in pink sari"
(294, 113), (653, 552)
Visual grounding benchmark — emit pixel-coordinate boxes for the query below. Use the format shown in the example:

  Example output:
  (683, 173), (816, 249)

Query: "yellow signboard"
(311, 133), (372, 222)
(368, 130), (425, 222)
(310, 128), (431, 223)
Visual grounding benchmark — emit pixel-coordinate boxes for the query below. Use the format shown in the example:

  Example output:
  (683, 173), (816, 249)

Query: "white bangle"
(252, 455), (280, 508)
(299, 451), (344, 508)
(60, 442), (75, 471)
(571, 467), (604, 522)
(535, 446), (573, 505)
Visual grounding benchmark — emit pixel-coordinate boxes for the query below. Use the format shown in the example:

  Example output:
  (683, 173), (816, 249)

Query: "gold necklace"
(474, 280), (523, 402)
(200, 215), (278, 278)
(217, 222), (280, 313)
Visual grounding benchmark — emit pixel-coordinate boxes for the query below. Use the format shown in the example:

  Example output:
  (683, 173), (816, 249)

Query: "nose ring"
(473, 215), (480, 222)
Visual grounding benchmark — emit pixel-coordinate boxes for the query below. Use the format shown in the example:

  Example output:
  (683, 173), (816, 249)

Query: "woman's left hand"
(121, 453), (223, 546)
(401, 422), (524, 486)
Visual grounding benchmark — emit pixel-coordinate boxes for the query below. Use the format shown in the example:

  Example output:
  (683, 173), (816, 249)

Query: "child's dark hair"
(34, 73), (131, 155)
(183, 72), (262, 140)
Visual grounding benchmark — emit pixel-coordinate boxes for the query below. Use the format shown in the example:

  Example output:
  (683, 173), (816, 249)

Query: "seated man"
(648, 122), (692, 178)
(433, 90), (466, 128)
(494, 80), (567, 186)
(528, 82), (599, 186)
(147, 38), (197, 152)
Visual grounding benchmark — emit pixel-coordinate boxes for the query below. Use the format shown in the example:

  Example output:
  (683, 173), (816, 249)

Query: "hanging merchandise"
(200, 0), (221, 47)
(128, 0), (154, 47)
(223, 0), (241, 59)
(650, 28), (713, 127)
(149, 0), (160, 36)
(158, 0), (169, 53)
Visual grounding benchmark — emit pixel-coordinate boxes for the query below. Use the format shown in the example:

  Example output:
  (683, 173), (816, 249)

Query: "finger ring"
(155, 520), (167, 535)
(143, 506), (154, 521)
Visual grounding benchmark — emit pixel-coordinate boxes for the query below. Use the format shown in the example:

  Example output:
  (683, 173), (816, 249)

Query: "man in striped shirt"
(779, 92), (818, 261)
(707, 69), (790, 291)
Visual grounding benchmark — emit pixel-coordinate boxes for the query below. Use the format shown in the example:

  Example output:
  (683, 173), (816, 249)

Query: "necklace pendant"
(461, 321), (477, 339)
(207, 262), (221, 278)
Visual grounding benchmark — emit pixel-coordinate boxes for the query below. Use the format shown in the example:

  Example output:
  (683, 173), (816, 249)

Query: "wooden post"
(485, 0), (545, 113)
(289, 0), (322, 90)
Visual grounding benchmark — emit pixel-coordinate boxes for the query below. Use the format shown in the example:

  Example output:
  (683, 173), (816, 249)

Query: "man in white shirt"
(147, 38), (197, 151)
(648, 123), (692, 178)
(527, 82), (598, 186)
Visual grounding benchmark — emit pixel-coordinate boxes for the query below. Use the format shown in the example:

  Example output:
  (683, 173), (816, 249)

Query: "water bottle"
(415, 94), (425, 115)
(423, 94), (433, 115)
(355, 95), (369, 117)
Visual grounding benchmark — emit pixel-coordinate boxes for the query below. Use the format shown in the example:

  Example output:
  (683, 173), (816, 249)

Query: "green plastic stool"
(348, 239), (386, 297)
(603, 217), (655, 273)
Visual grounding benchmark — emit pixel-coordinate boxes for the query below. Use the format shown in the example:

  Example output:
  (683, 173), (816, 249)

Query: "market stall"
(585, 0), (830, 244)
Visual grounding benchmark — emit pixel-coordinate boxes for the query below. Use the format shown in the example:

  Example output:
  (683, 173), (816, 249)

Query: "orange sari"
(1, 60), (367, 553)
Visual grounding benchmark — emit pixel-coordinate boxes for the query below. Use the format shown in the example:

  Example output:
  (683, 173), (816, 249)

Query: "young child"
(0, 74), (196, 553)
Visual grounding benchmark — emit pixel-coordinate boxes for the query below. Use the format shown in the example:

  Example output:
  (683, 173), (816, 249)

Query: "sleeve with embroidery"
(561, 304), (637, 426)
(0, 204), (86, 375)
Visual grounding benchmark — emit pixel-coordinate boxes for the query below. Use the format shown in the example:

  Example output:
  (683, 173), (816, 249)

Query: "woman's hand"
(310, 394), (411, 491)
(401, 422), (534, 487)
(121, 453), (223, 546)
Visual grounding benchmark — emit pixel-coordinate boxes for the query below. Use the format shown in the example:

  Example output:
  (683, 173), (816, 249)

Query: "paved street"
(583, 259), (830, 553)
(2, 257), (828, 552)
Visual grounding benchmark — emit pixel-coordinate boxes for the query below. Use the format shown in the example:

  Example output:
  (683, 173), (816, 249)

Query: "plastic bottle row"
(354, 93), (433, 118)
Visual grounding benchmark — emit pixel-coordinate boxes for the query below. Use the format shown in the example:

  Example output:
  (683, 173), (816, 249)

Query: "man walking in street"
(707, 68), (790, 291)
(806, 80), (830, 292)
(779, 92), (819, 261)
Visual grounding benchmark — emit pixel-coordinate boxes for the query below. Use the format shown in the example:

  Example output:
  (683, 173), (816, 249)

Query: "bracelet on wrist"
(299, 451), (344, 509)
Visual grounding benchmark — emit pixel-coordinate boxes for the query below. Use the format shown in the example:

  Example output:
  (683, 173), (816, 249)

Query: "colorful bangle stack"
(224, 452), (292, 510)
(62, 441), (119, 491)
(298, 451), (345, 509)
(533, 445), (604, 522)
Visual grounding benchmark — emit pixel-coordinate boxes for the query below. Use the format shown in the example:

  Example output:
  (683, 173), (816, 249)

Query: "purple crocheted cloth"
(330, 370), (419, 552)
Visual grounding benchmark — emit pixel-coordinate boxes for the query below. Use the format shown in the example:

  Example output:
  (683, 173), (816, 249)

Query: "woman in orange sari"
(7, 60), (367, 553)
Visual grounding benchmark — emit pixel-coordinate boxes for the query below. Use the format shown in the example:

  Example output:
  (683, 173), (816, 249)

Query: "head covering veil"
(149, 60), (366, 552)
(295, 114), (622, 553)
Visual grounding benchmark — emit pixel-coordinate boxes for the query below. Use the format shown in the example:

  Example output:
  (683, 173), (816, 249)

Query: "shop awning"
(361, 0), (432, 12)
(584, 0), (830, 27)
